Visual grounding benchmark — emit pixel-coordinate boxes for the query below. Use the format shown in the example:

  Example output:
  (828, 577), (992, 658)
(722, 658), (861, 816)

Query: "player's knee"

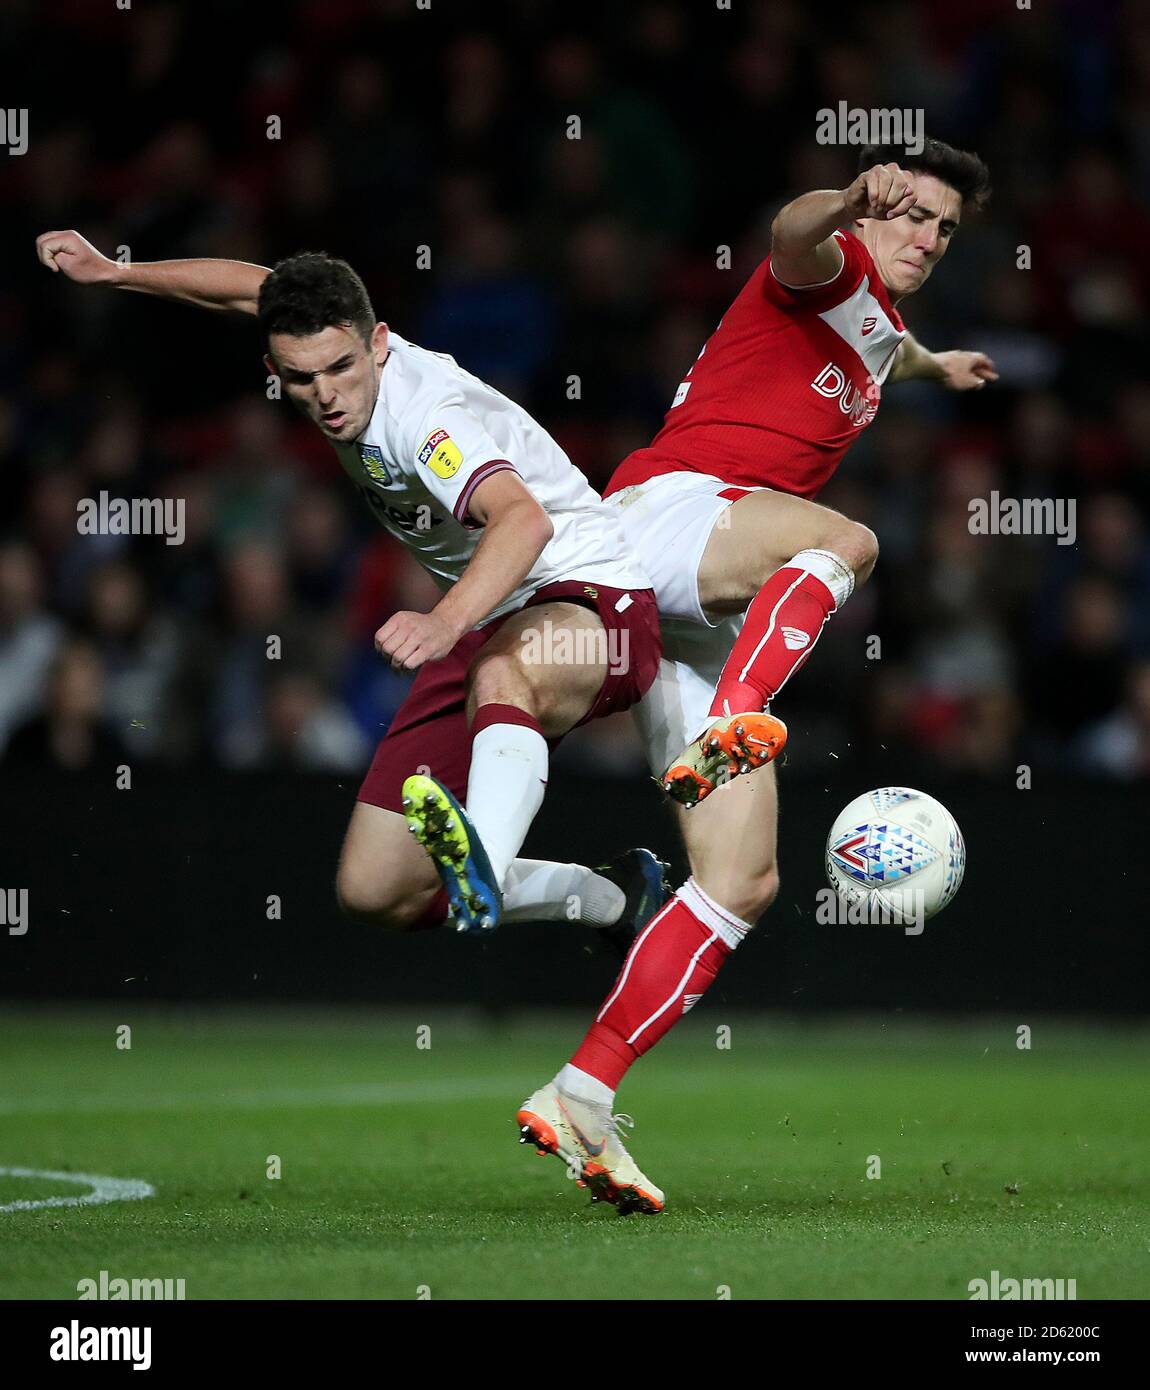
(468, 649), (535, 712)
(727, 864), (781, 925)
(335, 866), (426, 932)
(832, 521), (879, 584)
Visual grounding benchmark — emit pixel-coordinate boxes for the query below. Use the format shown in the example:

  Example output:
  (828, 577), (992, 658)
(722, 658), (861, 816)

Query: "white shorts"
(607, 472), (758, 626)
(607, 473), (756, 773)
(631, 611), (745, 774)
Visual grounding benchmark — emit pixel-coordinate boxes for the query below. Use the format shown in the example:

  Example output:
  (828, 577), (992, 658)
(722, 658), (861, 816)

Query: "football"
(825, 787), (966, 925)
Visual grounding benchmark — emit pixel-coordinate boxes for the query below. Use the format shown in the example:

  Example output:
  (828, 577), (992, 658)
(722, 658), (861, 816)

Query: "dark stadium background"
(1, 0), (1145, 1012)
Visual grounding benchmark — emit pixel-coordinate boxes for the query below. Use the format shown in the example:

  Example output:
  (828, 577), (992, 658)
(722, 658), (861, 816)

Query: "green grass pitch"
(2, 1009), (1147, 1300)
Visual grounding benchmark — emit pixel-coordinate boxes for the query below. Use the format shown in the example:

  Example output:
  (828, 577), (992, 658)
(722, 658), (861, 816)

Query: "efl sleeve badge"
(417, 428), (463, 479)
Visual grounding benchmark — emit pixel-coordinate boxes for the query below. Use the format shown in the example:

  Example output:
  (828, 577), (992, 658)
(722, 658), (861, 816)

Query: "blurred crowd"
(3, 0), (1150, 779)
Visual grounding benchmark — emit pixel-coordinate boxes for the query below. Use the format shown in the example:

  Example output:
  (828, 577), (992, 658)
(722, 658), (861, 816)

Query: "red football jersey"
(604, 230), (906, 501)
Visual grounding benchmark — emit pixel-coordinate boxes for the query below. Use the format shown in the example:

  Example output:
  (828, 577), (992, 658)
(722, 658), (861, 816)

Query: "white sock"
(789, 547), (855, 610)
(677, 876), (754, 949)
(465, 716), (549, 890)
(555, 1063), (615, 1109)
(502, 860), (626, 925)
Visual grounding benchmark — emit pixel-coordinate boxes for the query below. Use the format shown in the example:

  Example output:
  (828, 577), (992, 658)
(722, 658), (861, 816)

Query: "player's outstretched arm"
(374, 471), (554, 672)
(888, 331), (998, 390)
(35, 230), (269, 315)
(771, 163), (918, 288)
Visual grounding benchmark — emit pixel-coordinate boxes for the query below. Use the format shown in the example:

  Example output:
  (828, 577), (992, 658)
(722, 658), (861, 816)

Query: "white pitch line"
(0, 1076), (522, 1117)
(0, 1166), (154, 1214)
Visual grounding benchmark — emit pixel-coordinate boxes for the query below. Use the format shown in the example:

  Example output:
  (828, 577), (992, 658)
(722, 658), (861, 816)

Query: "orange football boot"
(661, 711), (788, 808)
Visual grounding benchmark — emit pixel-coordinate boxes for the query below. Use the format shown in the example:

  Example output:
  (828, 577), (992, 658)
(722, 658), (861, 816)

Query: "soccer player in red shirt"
(517, 140), (996, 1213)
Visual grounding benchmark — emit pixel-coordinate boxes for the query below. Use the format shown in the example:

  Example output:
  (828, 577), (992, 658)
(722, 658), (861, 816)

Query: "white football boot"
(516, 1081), (665, 1215)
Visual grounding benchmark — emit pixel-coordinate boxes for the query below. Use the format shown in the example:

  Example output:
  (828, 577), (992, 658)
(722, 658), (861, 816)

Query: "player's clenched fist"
(35, 230), (117, 283)
(375, 610), (459, 672)
(843, 164), (918, 221)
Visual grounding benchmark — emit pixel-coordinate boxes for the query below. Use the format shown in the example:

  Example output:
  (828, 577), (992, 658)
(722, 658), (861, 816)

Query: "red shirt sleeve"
(762, 229), (869, 314)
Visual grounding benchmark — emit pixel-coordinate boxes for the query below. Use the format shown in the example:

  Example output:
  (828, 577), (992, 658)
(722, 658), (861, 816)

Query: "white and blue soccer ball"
(825, 787), (966, 924)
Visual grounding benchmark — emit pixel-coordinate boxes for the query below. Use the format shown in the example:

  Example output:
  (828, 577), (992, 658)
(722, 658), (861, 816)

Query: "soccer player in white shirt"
(34, 233), (670, 951)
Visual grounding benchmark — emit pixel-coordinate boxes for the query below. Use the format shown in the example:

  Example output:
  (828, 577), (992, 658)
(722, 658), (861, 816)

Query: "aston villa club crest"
(359, 445), (391, 485)
(828, 821), (940, 886)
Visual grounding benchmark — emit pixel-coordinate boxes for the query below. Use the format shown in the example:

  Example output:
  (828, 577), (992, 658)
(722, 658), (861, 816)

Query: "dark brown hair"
(859, 137), (992, 213)
(257, 252), (376, 343)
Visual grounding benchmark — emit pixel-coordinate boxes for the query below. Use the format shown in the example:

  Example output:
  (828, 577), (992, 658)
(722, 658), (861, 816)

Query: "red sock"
(710, 548), (854, 717)
(569, 880), (751, 1090)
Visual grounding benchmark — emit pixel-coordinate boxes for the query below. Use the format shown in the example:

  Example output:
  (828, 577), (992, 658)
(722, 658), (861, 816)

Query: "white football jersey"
(331, 333), (649, 624)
